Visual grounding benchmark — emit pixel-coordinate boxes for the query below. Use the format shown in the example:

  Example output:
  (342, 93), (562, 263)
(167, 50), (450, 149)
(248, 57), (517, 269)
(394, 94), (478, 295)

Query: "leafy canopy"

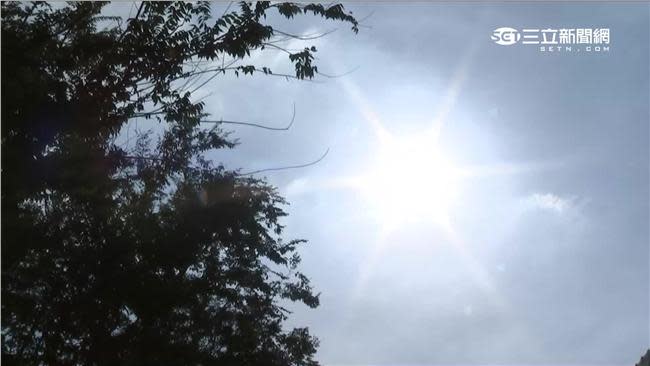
(1, 2), (357, 365)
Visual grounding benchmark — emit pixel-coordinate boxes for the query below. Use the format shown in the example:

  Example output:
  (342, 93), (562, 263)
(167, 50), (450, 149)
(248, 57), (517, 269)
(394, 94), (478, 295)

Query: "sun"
(356, 131), (462, 231)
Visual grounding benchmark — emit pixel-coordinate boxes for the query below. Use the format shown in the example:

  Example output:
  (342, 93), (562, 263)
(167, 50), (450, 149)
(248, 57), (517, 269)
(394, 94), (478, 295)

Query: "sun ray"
(336, 37), (515, 312)
(340, 77), (392, 144)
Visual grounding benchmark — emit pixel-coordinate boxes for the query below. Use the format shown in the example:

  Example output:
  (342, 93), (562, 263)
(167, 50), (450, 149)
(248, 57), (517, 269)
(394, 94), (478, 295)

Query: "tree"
(1, 2), (358, 365)
(637, 350), (650, 366)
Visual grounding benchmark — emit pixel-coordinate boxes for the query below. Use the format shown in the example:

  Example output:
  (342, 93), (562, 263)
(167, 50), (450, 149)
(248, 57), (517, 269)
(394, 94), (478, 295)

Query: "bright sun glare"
(358, 131), (462, 231)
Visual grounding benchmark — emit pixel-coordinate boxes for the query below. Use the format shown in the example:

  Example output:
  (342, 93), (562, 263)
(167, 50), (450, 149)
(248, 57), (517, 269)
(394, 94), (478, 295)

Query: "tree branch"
(316, 65), (360, 78)
(239, 148), (330, 176)
(200, 103), (296, 131)
(117, 1), (144, 43)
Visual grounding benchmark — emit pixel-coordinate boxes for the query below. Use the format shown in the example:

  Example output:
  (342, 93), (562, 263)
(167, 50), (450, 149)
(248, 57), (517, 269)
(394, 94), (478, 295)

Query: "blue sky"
(112, 2), (650, 365)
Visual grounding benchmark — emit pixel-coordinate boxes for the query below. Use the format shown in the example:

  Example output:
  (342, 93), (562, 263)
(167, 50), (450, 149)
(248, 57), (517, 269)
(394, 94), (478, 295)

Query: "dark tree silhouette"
(1, 2), (357, 365)
(637, 350), (650, 366)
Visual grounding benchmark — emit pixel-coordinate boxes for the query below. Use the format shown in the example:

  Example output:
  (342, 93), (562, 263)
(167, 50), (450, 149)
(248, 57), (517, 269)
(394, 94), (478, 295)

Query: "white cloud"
(523, 193), (575, 214)
(284, 177), (310, 197)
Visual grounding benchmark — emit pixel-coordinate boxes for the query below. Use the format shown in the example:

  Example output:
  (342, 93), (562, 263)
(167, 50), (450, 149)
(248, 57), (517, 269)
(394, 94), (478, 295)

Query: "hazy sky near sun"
(112, 2), (650, 365)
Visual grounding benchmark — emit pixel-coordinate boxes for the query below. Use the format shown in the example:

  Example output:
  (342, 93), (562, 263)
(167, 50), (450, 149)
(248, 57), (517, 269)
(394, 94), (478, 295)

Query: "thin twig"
(220, 1), (234, 18)
(239, 148), (330, 176)
(201, 103), (296, 131)
(117, 1), (144, 43)
(316, 65), (360, 79)
(273, 28), (337, 41)
(123, 155), (163, 161)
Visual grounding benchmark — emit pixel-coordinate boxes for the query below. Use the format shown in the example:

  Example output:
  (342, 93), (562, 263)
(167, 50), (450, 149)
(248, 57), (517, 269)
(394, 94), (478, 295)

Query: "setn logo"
(491, 27), (520, 45)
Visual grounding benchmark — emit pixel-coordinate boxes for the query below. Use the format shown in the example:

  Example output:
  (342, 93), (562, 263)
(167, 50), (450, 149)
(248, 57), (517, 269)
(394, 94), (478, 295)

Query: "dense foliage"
(1, 2), (357, 365)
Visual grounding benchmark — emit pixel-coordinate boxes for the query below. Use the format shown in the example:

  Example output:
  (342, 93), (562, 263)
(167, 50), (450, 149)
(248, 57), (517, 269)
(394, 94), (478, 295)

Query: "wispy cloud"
(523, 193), (576, 214)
